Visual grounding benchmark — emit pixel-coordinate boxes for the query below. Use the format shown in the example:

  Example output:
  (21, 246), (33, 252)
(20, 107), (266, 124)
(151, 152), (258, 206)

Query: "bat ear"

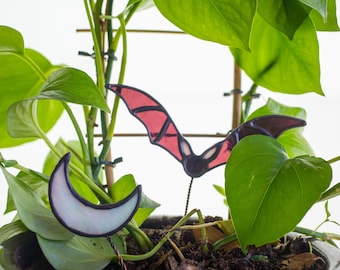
(202, 146), (218, 160)
(179, 139), (193, 157)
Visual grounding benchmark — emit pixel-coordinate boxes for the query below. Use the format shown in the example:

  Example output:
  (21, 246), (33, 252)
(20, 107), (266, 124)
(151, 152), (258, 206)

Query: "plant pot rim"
(288, 232), (340, 270)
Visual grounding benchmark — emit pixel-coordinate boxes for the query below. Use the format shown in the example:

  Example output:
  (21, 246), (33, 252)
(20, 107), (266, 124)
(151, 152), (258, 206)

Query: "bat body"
(106, 84), (306, 178)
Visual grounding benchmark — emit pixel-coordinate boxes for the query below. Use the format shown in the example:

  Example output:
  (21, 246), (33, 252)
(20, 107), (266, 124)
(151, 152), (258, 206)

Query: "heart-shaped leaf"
(7, 67), (110, 139)
(247, 98), (314, 157)
(1, 27), (108, 146)
(225, 135), (331, 251)
(38, 67), (109, 112)
(231, 14), (322, 95)
(0, 26), (24, 53)
(257, 0), (310, 40)
(0, 44), (63, 146)
(248, 98), (307, 120)
(1, 166), (73, 240)
(154, 0), (255, 50)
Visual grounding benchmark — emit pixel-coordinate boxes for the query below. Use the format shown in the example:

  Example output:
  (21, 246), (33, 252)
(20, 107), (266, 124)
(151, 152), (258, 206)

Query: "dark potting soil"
(5, 217), (326, 269)
(106, 216), (326, 270)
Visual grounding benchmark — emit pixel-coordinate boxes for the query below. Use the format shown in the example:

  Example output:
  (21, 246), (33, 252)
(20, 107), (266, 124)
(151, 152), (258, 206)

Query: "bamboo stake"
(94, 133), (228, 138)
(232, 62), (242, 128)
(77, 29), (186, 34)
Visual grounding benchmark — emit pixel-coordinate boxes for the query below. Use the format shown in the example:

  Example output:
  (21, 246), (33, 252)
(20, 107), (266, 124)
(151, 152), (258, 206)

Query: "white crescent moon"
(48, 153), (142, 237)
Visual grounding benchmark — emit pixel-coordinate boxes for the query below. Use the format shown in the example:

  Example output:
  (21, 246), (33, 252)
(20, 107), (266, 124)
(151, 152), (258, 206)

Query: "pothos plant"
(0, 0), (339, 269)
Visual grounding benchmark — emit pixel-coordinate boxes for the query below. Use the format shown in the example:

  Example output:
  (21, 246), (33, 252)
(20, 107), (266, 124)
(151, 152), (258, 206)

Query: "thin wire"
(184, 177), (194, 215)
(106, 236), (127, 270)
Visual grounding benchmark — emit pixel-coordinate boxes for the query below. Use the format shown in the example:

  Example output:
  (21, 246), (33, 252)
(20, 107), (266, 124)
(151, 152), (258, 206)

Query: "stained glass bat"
(106, 84), (306, 178)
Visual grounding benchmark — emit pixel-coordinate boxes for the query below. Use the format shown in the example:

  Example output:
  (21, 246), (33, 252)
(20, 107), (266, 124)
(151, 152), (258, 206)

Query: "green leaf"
(1, 29), (107, 146)
(4, 189), (15, 214)
(128, 0), (155, 11)
(225, 135), (332, 251)
(299, 0), (327, 18)
(247, 98), (314, 157)
(17, 170), (49, 200)
(1, 166), (73, 240)
(248, 98), (307, 120)
(154, 0), (256, 50)
(38, 67), (109, 112)
(6, 67), (108, 142)
(7, 98), (63, 141)
(0, 42), (63, 147)
(110, 174), (160, 226)
(37, 234), (113, 270)
(0, 220), (27, 245)
(0, 26), (24, 53)
(319, 182), (340, 201)
(43, 139), (99, 204)
(213, 184), (226, 197)
(0, 248), (7, 270)
(309, 0), (339, 31)
(5, 168), (49, 214)
(0, 26), (63, 147)
(0, 152), (17, 168)
(257, 0), (310, 40)
(277, 130), (314, 158)
(110, 174), (138, 202)
(7, 99), (42, 138)
(231, 14), (322, 95)
(134, 192), (161, 226)
(213, 184), (228, 207)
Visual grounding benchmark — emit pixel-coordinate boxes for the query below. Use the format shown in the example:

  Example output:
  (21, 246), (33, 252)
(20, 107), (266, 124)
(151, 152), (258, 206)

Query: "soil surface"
(6, 217), (327, 269)
(106, 216), (326, 270)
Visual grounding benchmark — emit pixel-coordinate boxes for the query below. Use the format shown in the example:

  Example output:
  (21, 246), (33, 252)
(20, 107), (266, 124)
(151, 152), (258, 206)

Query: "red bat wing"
(106, 84), (306, 178)
(200, 115), (306, 173)
(106, 84), (193, 162)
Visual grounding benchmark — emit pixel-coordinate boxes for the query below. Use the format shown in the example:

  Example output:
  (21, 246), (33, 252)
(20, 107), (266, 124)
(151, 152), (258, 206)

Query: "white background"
(1, 1), (340, 240)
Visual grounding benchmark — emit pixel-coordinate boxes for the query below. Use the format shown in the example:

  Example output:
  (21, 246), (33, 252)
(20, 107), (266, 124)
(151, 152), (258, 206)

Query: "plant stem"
(242, 83), (258, 120)
(84, 0), (106, 181)
(93, 3), (140, 181)
(62, 102), (92, 177)
(120, 208), (201, 261)
(98, 0), (115, 189)
(196, 209), (209, 253)
(318, 183), (340, 201)
(35, 115), (112, 202)
(126, 222), (154, 252)
(213, 233), (238, 251)
(294, 226), (338, 246)
(327, 156), (340, 164)
(97, 13), (128, 188)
